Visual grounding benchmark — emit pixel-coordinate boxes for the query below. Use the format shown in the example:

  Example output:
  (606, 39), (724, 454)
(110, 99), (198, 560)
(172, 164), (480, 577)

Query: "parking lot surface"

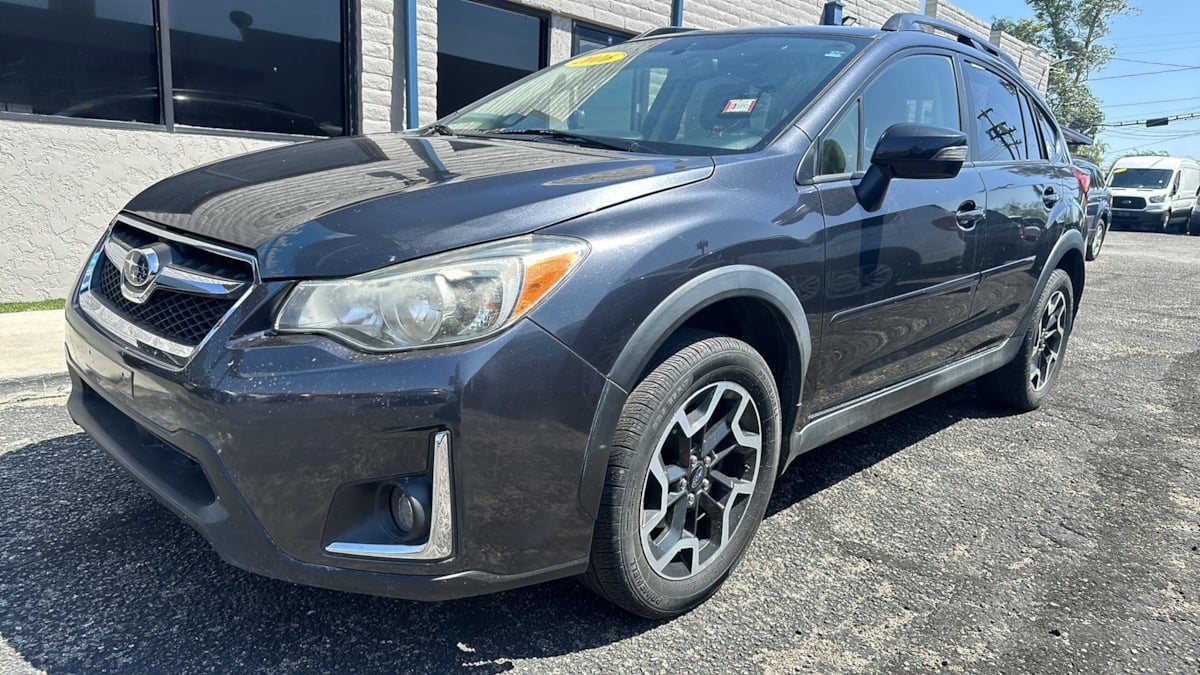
(0, 231), (1197, 674)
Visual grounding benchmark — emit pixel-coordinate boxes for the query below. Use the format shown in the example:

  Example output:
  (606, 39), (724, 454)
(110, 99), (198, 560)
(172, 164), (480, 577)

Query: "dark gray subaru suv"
(66, 14), (1087, 618)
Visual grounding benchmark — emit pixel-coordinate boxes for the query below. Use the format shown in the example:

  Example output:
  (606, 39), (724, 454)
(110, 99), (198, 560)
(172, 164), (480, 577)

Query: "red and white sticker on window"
(722, 99), (757, 114)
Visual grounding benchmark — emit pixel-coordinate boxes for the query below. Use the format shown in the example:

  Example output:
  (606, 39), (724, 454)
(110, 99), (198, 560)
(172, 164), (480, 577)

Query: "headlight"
(1149, 195), (1165, 204)
(275, 235), (588, 352)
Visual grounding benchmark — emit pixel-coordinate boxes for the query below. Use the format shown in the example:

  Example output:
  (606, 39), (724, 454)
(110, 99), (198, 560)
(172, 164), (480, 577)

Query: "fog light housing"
(390, 480), (431, 543)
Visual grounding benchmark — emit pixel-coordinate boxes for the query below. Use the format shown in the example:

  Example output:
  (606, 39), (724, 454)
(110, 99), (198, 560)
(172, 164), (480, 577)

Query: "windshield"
(439, 33), (866, 155)
(1109, 167), (1173, 189)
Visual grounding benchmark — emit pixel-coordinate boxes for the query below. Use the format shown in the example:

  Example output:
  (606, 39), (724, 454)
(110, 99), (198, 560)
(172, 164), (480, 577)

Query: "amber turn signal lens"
(514, 251), (582, 315)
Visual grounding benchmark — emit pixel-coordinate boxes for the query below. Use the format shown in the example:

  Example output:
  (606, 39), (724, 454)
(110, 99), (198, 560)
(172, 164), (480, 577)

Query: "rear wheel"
(582, 331), (781, 619)
(1086, 217), (1107, 261)
(978, 269), (1074, 411)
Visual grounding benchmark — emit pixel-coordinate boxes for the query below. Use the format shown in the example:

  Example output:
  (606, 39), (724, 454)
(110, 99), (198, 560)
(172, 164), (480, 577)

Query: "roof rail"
(882, 12), (1019, 70)
(634, 26), (698, 39)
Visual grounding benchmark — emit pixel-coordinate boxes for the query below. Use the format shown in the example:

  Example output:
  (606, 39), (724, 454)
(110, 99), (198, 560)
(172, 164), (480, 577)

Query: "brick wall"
(839, 0), (921, 30)
(992, 29), (1052, 92)
(924, 0), (991, 40)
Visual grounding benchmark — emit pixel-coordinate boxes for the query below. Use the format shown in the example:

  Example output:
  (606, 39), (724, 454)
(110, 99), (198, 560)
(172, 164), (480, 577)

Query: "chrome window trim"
(325, 431), (455, 561)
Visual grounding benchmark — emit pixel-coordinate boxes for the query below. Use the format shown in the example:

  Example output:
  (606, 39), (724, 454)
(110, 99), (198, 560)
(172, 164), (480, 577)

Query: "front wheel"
(1086, 217), (1107, 261)
(978, 269), (1074, 411)
(1161, 209), (1174, 234)
(582, 331), (781, 619)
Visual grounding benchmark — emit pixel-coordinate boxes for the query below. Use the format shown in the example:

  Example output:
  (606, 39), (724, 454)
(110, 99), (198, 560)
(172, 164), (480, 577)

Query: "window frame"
(0, 0), (360, 140)
(571, 20), (634, 57)
(809, 47), (965, 183)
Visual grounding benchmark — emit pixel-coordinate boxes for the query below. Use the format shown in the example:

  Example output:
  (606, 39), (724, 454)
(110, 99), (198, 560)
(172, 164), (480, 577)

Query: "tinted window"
(0, 0), (158, 123)
(438, 0), (546, 118)
(862, 55), (960, 159)
(1030, 102), (1061, 162)
(573, 22), (631, 56)
(448, 34), (865, 155)
(822, 100), (860, 174)
(965, 64), (1030, 162)
(169, 0), (346, 136)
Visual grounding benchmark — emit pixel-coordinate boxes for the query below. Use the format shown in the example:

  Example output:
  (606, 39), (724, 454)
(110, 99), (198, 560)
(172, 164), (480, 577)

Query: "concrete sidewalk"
(0, 309), (66, 380)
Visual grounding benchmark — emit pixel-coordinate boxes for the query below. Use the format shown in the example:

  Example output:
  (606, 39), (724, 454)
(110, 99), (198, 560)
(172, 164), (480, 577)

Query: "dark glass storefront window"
(437, 0), (546, 118)
(572, 22), (632, 56)
(0, 0), (160, 123)
(0, 0), (351, 136)
(168, 0), (346, 135)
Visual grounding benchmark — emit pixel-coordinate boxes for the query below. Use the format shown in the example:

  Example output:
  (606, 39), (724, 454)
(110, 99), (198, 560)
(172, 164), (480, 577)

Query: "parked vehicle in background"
(64, 14), (1088, 619)
(1072, 158), (1111, 260)
(1107, 156), (1200, 233)
(1189, 200), (1200, 236)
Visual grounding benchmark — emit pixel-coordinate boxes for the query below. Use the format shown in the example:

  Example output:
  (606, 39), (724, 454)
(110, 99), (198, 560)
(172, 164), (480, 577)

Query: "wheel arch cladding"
(1057, 246), (1085, 314)
(577, 265), (812, 520)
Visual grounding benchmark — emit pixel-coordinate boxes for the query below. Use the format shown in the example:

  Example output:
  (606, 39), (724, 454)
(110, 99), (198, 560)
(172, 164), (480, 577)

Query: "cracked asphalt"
(1, 231), (1197, 674)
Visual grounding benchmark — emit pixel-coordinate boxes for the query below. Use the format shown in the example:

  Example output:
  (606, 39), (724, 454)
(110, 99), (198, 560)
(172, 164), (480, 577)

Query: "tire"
(1086, 217), (1107, 261)
(582, 330), (781, 619)
(978, 269), (1074, 412)
(1161, 209), (1174, 234)
(1188, 208), (1200, 236)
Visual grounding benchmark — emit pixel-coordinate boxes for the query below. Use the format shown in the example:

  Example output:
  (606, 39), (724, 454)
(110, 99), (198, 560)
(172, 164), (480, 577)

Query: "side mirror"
(856, 123), (969, 211)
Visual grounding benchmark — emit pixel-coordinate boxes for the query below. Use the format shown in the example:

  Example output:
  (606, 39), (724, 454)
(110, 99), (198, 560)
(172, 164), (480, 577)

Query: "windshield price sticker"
(567, 52), (627, 67)
(722, 99), (758, 114)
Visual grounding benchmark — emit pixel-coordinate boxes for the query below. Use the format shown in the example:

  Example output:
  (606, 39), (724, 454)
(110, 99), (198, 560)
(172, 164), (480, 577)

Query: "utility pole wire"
(1098, 112), (1200, 128)
(1090, 65), (1200, 81)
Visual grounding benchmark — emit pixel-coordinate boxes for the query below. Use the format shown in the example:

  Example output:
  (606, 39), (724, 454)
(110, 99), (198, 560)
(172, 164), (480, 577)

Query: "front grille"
(86, 217), (256, 354)
(94, 254), (236, 345)
(1114, 196), (1146, 209)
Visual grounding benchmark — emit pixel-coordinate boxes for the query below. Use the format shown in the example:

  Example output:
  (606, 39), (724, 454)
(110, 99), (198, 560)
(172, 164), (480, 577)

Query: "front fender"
(574, 264), (813, 520)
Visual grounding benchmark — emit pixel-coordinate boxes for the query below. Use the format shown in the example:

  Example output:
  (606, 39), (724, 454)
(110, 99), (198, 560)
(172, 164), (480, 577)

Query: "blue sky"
(951, 0), (1200, 163)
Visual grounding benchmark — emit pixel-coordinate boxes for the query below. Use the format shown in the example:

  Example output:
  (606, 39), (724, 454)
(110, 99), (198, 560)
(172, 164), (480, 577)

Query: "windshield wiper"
(483, 128), (644, 153)
(423, 123), (456, 136)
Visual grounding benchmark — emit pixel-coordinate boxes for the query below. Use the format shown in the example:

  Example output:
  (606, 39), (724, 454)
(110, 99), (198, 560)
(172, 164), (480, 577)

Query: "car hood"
(125, 134), (714, 278)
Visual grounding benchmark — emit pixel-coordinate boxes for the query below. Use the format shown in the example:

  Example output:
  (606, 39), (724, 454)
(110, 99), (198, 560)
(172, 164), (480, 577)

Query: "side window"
(862, 54), (960, 159)
(817, 54), (959, 177)
(1091, 167), (1105, 189)
(1022, 96), (1046, 160)
(964, 63), (1031, 162)
(822, 100), (860, 175)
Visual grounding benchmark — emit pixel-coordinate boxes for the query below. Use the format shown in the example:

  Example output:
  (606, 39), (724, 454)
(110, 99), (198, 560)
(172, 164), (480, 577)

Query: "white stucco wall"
(0, 119), (284, 302)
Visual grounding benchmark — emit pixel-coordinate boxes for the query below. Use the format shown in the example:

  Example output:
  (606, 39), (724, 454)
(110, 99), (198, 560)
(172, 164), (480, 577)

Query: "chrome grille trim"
(77, 213), (260, 369)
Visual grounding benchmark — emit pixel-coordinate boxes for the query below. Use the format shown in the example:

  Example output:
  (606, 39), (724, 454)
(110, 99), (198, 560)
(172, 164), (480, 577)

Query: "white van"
(1108, 156), (1200, 233)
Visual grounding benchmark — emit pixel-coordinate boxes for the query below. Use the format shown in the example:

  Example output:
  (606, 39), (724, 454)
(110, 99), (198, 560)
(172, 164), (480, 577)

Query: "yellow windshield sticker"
(567, 51), (627, 67)
(1113, 167), (1127, 173)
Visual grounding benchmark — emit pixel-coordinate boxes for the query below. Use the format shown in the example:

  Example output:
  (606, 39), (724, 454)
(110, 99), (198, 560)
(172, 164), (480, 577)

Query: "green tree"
(994, 0), (1138, 164)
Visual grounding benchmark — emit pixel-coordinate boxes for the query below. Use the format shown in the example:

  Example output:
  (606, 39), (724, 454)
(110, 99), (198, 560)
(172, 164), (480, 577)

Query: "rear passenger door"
(958, 62), (1074, 354)
(810, 52), (987, 411)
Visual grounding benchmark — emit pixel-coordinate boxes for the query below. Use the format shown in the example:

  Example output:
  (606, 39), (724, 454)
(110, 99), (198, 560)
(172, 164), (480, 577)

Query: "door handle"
(1043, 187), (1060, 205)
(955, 201), (985, 231)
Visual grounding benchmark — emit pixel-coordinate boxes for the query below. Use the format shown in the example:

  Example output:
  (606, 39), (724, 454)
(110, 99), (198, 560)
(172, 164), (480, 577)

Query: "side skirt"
(785, 338), (1018, 469)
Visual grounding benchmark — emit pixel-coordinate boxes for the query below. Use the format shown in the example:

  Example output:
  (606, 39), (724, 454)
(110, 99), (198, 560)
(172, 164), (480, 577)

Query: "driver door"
(810, 52), (986, 411)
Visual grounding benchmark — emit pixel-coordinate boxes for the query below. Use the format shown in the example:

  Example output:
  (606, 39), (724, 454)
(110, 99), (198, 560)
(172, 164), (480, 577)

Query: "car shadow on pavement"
(0, 385), (1012, 673)
(766, 383), (1011, 519)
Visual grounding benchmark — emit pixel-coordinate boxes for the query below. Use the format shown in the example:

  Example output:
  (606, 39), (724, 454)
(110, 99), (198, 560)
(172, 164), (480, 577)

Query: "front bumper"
(1111, 207), (1167, 228)
(65, 291), (607, 600)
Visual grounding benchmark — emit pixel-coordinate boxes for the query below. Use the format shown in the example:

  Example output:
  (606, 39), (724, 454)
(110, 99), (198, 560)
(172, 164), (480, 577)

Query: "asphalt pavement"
(0, 231), (1197, 674)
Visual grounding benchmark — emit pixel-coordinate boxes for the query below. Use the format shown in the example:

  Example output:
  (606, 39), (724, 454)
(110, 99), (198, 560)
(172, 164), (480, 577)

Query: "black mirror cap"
(871, 123), (968, 180)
